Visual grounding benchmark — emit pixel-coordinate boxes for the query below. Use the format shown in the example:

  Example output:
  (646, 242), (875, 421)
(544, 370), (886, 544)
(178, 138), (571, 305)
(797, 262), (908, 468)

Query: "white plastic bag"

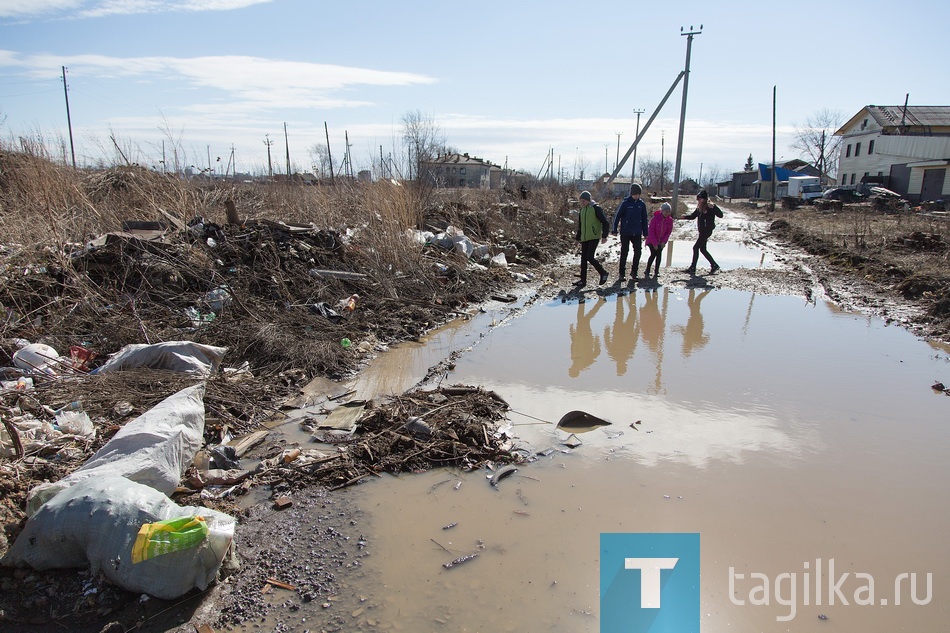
(2, 476), (235, 600)
(94, 341), (227, 376)
(27, 384), (205, 515)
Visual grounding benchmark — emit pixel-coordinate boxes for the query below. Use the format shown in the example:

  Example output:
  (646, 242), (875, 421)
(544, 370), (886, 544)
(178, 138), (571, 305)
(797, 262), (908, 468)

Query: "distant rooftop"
(837, 105), (950, 134)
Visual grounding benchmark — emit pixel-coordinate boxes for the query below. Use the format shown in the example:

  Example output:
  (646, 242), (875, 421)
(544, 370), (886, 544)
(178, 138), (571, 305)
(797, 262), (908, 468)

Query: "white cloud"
(0, 0), (270, 19)
(0, 50), (437, 112)
(0, 0), (82, 18)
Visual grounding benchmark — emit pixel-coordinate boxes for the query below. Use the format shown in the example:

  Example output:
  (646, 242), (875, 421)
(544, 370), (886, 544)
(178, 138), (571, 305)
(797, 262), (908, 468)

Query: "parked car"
(822, 187), (864, 203)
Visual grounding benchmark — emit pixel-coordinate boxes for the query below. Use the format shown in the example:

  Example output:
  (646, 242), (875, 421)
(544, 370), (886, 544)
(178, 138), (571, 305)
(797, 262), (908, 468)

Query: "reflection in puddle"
(349, 283), (950, 631)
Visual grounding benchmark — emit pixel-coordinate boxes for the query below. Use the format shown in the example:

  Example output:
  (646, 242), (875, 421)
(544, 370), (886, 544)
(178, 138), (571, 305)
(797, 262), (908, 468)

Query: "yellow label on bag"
(132, 515), (209, 564)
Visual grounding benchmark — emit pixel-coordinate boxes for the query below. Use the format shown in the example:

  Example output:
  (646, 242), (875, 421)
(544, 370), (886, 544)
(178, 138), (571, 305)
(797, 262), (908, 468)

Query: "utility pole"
(284, 122), (291, 179)
(631, 109), (644, 180)
(324, 122), (334, 186)
(615, 133), (622, 172)
(661, 131), (665, 194)
(264, 134), (274, 177)
(61, 66), (76, 169)
(671, 24), (702, 214)
(771, 85), (777, 213)
(226, 144), (235, 180)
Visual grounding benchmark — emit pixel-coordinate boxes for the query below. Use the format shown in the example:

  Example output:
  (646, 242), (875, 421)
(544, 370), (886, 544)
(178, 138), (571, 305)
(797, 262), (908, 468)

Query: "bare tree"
(401, 110), (446, 183)
(637, 155), (673, 192)
(791, 108), (845, 180)
(703, 164), (728, 190)
(308, 143), (331, 178)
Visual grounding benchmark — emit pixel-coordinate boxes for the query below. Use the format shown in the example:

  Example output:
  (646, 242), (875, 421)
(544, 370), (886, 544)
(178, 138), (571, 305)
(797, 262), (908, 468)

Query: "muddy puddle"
(242, 227), (950, 632)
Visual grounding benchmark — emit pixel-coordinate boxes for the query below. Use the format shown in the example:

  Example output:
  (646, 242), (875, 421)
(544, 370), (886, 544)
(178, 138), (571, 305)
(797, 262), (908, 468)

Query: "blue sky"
(1, 0), (948, 181)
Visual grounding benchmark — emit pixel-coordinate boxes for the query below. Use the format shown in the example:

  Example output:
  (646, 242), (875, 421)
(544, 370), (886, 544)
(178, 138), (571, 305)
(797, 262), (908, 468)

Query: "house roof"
(424, 152), (500, 168)
(836, 105), (950, 135)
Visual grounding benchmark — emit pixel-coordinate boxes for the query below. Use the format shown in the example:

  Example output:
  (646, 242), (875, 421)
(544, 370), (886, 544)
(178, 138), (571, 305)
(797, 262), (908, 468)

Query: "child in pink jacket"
(644, 202), (674, 277)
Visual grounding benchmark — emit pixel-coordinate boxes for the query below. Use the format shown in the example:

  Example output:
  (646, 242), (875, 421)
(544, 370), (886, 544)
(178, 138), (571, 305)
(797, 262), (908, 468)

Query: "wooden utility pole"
(631, 109), (644, 180)
(324, 122), (335, 186)
(264, 135), (274, 177)
(61, 66), (76, 169)
(284, 122), (291, 179)
(671, 24), (702, 214)
(771, 85), (776, 213)
(603, 72), (685, 194)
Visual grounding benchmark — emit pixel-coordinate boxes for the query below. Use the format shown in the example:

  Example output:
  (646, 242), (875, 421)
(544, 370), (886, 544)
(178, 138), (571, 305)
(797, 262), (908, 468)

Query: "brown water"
(250, 210), (950, 631)
(342, 284), (950, 631)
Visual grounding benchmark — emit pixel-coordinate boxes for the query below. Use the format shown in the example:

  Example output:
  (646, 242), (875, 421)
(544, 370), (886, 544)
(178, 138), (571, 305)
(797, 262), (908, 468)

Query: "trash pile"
(234, 385), (519, 496)
(2, 383), (237, 603)
(0, 213), (541, 386)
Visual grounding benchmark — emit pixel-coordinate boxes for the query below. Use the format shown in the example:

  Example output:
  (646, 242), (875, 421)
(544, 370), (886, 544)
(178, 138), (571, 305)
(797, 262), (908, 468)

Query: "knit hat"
(630, 183), (642, 195)
(696, 189), (709, 200)
(660, 202), (672, 213)
(579, 191), (592, 201)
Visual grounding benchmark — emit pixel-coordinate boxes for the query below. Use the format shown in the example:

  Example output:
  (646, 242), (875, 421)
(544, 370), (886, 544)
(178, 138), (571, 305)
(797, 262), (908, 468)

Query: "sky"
(1, 0), (949, 183)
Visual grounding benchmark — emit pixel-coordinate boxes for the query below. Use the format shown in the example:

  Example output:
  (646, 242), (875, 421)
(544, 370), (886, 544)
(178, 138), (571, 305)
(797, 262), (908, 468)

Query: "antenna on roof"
(900, 93), (909, 127)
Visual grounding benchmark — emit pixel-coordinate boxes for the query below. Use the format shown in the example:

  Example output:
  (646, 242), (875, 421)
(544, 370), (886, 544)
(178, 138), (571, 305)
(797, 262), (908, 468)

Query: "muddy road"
(218, 203), (950, 632)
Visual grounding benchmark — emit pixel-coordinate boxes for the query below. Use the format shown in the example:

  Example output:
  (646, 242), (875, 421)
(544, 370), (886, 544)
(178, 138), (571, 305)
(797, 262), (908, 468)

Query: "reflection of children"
(568, 298), (605, 377)
(644, 202), (674, 278)
(674, 288), (711, 357)
(573, 191), (610, 288)
(639, 288), (669, 394)
(603, 294), (640, 376)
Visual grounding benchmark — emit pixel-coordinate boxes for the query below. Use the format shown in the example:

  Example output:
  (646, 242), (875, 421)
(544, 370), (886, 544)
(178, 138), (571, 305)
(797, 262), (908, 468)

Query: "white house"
(835, 105), (950, 203)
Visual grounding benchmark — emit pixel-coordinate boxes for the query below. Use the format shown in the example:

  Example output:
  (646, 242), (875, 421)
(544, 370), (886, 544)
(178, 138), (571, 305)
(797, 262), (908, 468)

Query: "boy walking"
(611, 183), (649, 280)
(573, 191), (610, 288)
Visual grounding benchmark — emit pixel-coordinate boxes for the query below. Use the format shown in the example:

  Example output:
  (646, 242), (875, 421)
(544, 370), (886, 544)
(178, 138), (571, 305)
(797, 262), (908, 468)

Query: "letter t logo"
(625, 558), (679, 608)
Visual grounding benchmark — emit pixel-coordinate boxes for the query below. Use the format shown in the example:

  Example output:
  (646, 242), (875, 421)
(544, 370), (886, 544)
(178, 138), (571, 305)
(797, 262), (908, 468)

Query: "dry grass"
(754, 203), (950, 330)
(0, 144), (584, 380)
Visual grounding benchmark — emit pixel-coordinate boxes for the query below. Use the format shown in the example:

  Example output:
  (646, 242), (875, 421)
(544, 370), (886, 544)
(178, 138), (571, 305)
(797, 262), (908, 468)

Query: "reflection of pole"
(631, 109), (643, 180)
(671, 25), (703, 214)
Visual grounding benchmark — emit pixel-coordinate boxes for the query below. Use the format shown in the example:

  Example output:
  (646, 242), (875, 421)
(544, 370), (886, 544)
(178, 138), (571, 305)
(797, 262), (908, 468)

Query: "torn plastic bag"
(209, 444), (240, 469)
(2, 476), (235, 600)
(308, 302), (343, 323)
(93, 341), (227, 376)
(26, 384), (205, 516)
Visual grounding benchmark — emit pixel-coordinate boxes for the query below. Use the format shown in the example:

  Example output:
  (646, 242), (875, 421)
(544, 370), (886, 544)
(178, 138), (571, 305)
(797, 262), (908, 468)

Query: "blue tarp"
(757, 163), (803, 183)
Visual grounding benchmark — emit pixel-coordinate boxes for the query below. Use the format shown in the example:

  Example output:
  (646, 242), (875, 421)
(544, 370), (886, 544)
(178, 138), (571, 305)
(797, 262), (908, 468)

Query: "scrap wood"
(227, 429), (268, 457)
(1, 417), (24, 459)
(265, 577), (296, 591)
